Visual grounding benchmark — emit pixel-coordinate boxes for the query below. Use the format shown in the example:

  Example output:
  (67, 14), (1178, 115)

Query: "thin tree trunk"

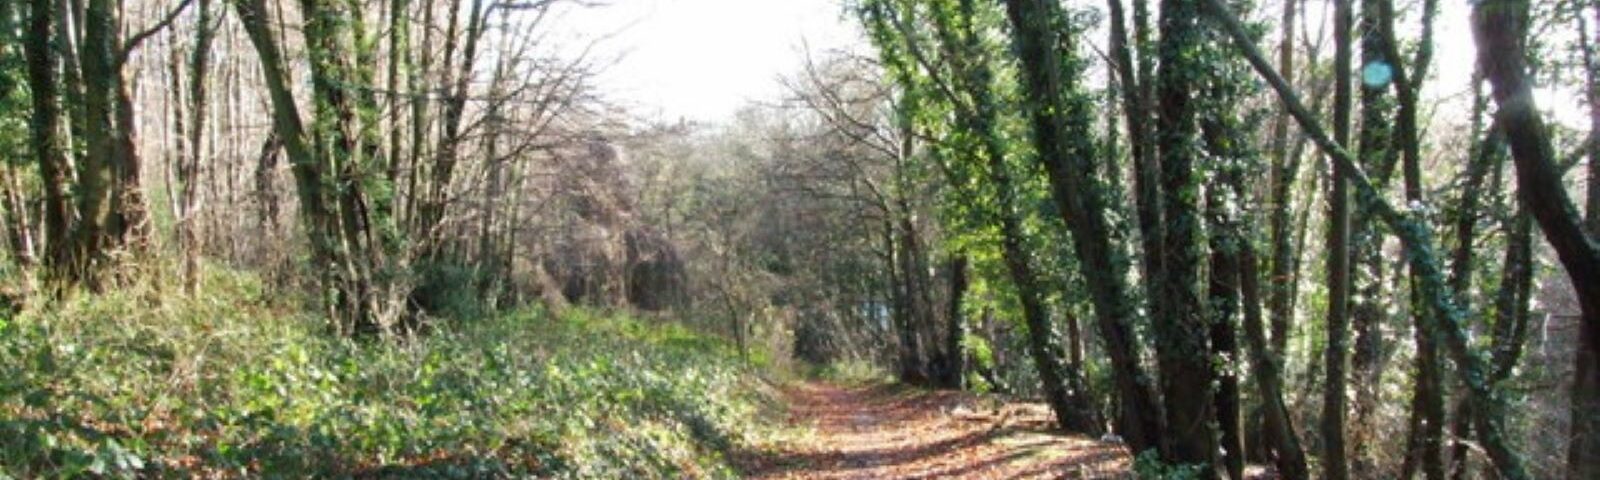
(1320, 0), (1355, 476)
(1106, 0), (1164, 355)
(1583, 0), (1600, 238)
(419, 0), (487, 249)
(988, 157), (1098, 433)
(883, 215), (917, 383)
(386, 0), (409, 184)
(253, 132), (282, 233)
(181, 0), (215, 292)
(1268, 0), (1300, 357)
(1240, 197), (1310, 480)
(1446, 80), (1501, 480)
(2, 0), (36, 266)
(1204, 150), (1245, 480)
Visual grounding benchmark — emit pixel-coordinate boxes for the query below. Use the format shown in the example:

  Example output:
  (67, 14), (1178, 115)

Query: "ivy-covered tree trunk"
(75, 0), (121, 279)
(110, 51), (149, 252)
(1348, 2), (1395, 474)
(883, 214), (922, 384)
(1368, 0), (1446, 476)
(895, 190), (937, 383)
(997, 0), (1164, 454)
(986, 145), (1099, 433)
(300, 0), (395, 333)
(917, 0), (1095, 429)
(1196, 20), (1271, 474)
(385, 0), (409, 185)
(1490, 205), (1534, 382)
(1471, 1), (1600, 478)
(24, 0), (73, 277)
(1150, 0), (1222, 473)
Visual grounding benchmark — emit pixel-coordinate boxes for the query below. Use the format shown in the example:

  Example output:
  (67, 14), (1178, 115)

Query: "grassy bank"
(0, 270), (772, 478)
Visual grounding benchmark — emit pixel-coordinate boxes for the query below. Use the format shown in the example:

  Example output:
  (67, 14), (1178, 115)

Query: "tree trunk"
(418, 0), (487, 249)
(1149, 0), (1222, 472)
(1240, 204), (1310, 480)
(1320, 0), (1355, 476)
(943, 254), (969, 389)
(74, 0), (120, 279)
(883, 215), (921, 384)
(1445, 80), (1501, 480)
(1471, 2), (1600, 478)
(1205, 1), (1532, 476)
(950, 0), (1093, 429)
(1205, 167), (1245, 480)
(181, 0), (215, 292)
(0, 0), (32, 266)
(253, 132), (282, 233)
(1348, 2), (1396, 474)
(1106, 0), (1164, 359)
(110, 39), (150, 252)
(1267, 0), (1301, 357)
(1584, 0), (1600, 238)
(998, 0), (1164, 454)
(989, 161), (1098, 433)
(1199, 55), (1257, 479)
(26, 0), (72, 278)
(230, 0), (347, 326)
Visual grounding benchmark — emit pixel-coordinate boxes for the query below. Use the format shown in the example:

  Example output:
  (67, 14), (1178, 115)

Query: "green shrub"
(410, 259), (489, 321)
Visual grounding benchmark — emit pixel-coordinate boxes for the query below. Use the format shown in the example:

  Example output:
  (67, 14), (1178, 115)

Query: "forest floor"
(737, 382), (1133, 479)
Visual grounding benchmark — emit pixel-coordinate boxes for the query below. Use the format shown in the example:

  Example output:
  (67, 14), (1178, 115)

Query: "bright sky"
(556, 0), (863, 123)
(547, 0), (1583, 129)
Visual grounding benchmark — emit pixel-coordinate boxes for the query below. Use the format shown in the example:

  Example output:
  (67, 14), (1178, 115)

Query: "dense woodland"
(1, 0), (1598, 478)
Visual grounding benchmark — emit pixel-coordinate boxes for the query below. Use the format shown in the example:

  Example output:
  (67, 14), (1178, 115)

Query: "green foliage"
(1132, 450), (1206, 480)
(410, 258), (489, 321)
(0, 268), (769, 478)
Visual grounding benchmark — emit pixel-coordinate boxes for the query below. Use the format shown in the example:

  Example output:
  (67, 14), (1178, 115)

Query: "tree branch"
(118, 0), (195, 67)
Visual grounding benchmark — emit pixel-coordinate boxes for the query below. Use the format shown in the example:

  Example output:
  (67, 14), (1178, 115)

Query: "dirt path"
(740, 382), (1131, 479)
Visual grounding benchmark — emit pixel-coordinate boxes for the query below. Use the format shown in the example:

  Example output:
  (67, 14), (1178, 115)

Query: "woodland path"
(739, 382), (1132, 479)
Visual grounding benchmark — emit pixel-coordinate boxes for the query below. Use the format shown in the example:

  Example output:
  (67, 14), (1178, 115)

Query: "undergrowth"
(0, 267), (771, 478)
(807, 359), (892, 385)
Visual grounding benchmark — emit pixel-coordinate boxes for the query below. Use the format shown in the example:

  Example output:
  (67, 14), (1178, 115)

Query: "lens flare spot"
(1362, 61), (1394, 88)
